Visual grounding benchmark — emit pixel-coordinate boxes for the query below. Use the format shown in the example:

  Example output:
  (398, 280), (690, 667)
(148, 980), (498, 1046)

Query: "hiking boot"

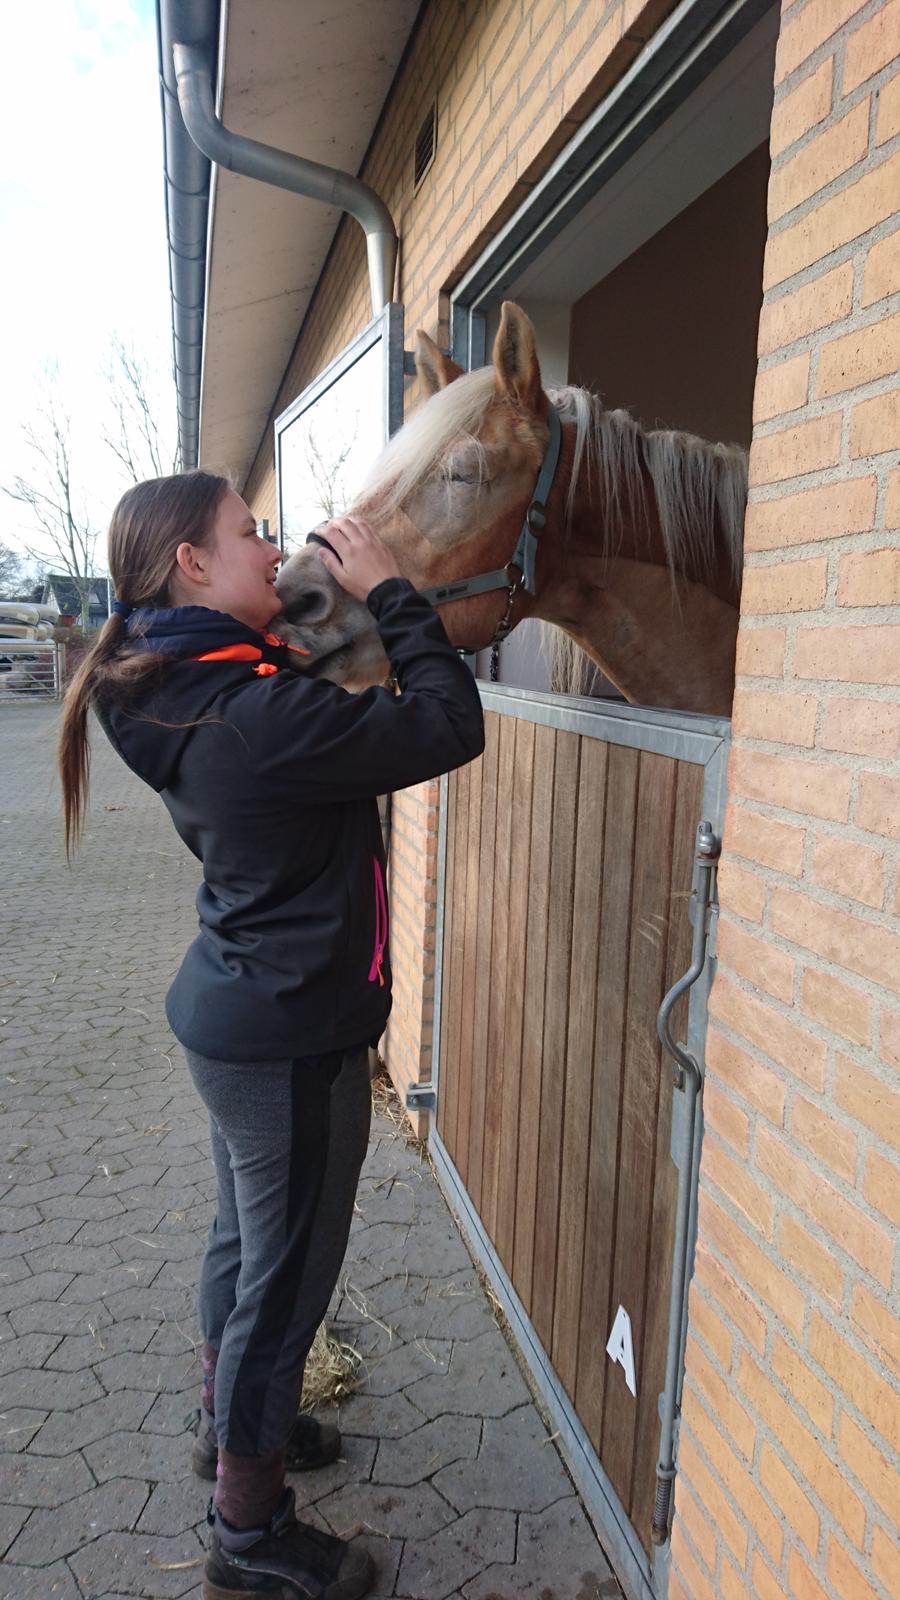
(189, 1409), (342, 1481)
(203, 1486), (374, 1599)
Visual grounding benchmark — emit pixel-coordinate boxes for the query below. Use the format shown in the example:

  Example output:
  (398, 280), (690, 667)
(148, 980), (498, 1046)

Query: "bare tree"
(102, 337), (180, 484)
(3, 376), (98, 622)
(0, 543), (32, 600)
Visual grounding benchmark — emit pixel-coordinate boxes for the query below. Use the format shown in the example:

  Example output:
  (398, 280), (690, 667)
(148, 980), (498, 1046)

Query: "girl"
(59, 471), (485, 1600)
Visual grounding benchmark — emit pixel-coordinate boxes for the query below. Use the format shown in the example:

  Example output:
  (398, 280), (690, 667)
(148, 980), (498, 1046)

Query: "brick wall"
(670, 4), (900, 1597)
(242, 0), (679, 1106)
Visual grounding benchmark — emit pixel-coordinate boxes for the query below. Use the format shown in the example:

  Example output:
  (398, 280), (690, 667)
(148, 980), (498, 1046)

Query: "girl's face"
(200, 489), (283, 630)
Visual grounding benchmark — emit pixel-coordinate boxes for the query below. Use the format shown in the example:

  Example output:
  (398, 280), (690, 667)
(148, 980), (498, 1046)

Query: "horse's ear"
(415, 330), (464, 396)
(493, 301), (543, 414)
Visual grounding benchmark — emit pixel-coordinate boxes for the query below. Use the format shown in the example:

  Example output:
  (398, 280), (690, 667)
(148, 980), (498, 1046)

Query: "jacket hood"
(97, 606), (302, 794)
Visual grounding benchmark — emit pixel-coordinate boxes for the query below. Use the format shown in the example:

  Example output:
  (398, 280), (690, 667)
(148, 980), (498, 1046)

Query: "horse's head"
(274, 302), (553, 688)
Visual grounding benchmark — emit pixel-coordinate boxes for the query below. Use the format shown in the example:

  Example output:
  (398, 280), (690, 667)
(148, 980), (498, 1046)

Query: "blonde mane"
(357, 369), (747, 695)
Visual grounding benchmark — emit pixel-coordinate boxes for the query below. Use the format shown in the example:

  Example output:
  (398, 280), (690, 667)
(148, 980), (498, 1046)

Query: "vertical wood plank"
(437, 763), (466, 1156)
(494, 718), (535, 1275)
(465, 713), (500, 1214)
(574, 742), (639, 1448)
(453, 738), (484, 1189)
(530, 728), (581, 1354)
(551, 736), (609, 1397)
(600, 750), (677, 1510)
(512, 722), (556, 1311)
(630, 758), (704, 1545)
(481, 714), (516, 1243)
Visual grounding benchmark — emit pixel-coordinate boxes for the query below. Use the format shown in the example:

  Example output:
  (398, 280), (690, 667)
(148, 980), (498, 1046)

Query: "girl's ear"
(174, 541), (210, 585)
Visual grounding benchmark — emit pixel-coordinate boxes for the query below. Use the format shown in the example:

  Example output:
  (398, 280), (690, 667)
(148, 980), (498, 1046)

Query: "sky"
(0, 1), (175, 570)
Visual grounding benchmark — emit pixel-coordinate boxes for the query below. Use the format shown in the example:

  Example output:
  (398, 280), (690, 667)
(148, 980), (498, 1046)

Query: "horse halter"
(305, 403), (563, 653)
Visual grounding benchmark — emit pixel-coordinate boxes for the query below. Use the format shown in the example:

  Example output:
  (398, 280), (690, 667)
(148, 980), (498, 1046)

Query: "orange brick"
(717, 919), (795, 1003)
(883, 1006), (900, 1070)
(838, 546), (900, 612)
(702, 1138), (775, 1239)
(843, 0), (900, 93)
(871, 1525), (900, 1595)
(764, 150), (900, 291)
(757, 261), (854, 354)
(726, 807), (806, 876)
(677, 1434), (748, 1565)
(693, 1242), (768, 1353)
(729, 748), (851, 823)
(706, 1028), (786, 1123)
(703, 1077), (750, 1157)
(863, 226), (900, 305)
(759, 1442), (819, 1553)
(667, 1567), (690, 1600)
(812, 832), (886, 909)
(684, 1333), (756, 1458)
(769, 100), (870, 222)
(750, 414), (842, 485)
(751, 1554), (789, 1600)
(877, 70), (900, 143)
(834, 1054), (900, 1150)
(669, 1525), (717, 1600)
(770, 57), (834, 159)
(756, 1126), (894, 1285)
(732, 685), (817, 746)
(821, 694), (900, 757)
(673, 1476), (719, 1572)
(858, 771), (900, 840)
(738, 1351), (866, 1546)
(772, 1332), (835, 1435)
(734, 625), (786, 677)
(739, 560), (826, 614)
(800, 967), (871, 1045)
(780, 1211), (845, 1307)
(719, 1555), (754, 1600)
(688, 1280), (734, 1368)
(851, 1281), (900, 1378)
(700, 1192), (806, 1334)
(788, 1547), (832, 1600)
(716, 858), (767, 923)
(753, 352), (810, 421)
(863, 1147), (900, 1225)
(681, 1399), (784, 1562)
(809, 1311), (900, 1451)
(853, 389), (900, 459)
(743, 476), (876, 550)
(828, 1536), (881, 1600)
(711, 974), (827, 1088)
(839, 1411), (898, 1524)
(820, 314), (900, 398)
(793, 623), (900, 686)
(775, 0), (868, 83)
(792, 1093), (858, 1182)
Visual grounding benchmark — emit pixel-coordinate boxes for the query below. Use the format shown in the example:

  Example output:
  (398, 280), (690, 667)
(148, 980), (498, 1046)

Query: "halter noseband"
(306, 403), (563, 652)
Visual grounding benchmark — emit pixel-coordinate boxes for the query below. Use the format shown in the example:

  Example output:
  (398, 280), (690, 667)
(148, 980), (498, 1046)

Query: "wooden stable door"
(436, 706), (704, 1555)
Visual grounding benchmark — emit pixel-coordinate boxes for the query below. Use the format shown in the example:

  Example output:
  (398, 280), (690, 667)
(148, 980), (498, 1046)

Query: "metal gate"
(0, 643), (62, 701)
(424, 686), (729, 1600)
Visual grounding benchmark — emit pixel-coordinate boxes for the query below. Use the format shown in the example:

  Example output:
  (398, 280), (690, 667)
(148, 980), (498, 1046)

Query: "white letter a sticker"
(606, 1304), (637, 1397)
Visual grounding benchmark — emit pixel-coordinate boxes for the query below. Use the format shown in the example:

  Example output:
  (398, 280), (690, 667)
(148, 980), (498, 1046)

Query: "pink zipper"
(368, 856), (387, 987)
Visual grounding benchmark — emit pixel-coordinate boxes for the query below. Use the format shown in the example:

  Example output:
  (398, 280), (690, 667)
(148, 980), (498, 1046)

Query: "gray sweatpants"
(185, 1045), (372, 1457)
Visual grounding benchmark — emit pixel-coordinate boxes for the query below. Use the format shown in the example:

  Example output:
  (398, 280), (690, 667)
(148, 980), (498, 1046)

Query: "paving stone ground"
(0, 703), (619, 1600)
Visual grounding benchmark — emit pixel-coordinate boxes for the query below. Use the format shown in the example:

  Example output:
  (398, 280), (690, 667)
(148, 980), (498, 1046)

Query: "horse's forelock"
(355, 367), (496, 513)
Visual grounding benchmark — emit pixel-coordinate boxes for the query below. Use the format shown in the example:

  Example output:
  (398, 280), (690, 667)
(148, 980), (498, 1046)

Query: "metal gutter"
(156, 0), (219, 471)
(156, 1), (400, 471)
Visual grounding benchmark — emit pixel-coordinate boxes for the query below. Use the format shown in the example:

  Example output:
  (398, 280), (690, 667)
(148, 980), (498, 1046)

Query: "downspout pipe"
(172, 42), (399, 319)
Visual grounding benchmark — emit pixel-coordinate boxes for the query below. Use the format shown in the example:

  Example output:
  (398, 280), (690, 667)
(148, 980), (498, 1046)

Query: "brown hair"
(58, 470), (229, 856)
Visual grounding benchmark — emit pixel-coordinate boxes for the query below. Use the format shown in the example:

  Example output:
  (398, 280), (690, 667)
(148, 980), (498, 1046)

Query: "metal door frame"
(427, 687), (730, 1600)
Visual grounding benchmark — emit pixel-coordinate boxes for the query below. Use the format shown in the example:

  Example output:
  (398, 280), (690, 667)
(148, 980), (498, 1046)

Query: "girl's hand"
(315, 515), (403, 601)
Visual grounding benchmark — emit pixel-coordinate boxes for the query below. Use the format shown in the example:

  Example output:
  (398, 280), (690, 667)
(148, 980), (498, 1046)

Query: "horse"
(274, 301), (747, 715)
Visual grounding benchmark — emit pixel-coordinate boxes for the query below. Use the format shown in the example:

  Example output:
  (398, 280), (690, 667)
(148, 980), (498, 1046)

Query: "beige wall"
(569, 142), (771, 449)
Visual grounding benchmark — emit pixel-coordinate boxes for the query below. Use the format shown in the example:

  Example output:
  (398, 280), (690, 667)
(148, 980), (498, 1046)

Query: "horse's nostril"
(282, 589), (332, 623)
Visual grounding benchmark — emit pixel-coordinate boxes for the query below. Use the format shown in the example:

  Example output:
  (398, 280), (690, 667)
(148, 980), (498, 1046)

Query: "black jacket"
(96, 579), (485, 1061)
